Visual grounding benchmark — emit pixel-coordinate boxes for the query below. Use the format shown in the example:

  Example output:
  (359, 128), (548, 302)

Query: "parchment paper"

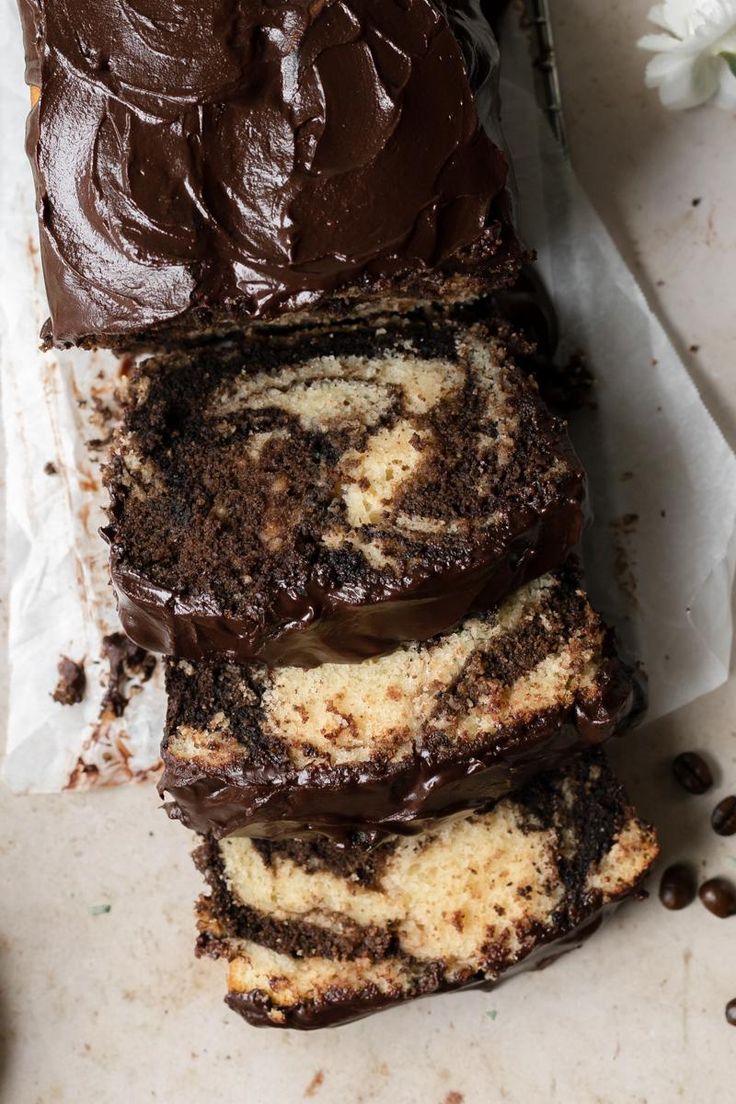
(1, 0), (734, 792)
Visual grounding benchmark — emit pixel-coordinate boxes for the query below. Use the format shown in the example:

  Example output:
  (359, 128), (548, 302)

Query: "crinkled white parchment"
(500, 15), (736, 721)
(0, 0), (166, 791)
(1, 0), (734, 792)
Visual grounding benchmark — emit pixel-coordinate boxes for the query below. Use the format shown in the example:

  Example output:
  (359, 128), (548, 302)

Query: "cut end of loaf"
(194, 753), (658, 1028)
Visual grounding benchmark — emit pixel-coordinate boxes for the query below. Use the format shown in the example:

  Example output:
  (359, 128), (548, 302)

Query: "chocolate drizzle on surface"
(100, 632), (156, 720)
(63, 633), (162, 791)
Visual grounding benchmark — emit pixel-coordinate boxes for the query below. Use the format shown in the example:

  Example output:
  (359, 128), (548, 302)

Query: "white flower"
(638, 0), (736, 109)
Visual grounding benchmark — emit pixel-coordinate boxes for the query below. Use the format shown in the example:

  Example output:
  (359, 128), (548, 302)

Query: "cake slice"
(19, 0), (519, 349)
(195, 752), (659, 1028)
(104, 321), (585, 667)
(160, 569), (644, 841)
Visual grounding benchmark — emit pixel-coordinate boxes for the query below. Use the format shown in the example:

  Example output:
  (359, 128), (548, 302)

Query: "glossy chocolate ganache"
(20, 0), (519, 348)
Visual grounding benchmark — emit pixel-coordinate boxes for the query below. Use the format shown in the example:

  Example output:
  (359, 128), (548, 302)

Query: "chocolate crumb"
(610, 514), (639, 606)
(52, 656), (86, 706)
(533, 351), (594, 413)
(712, 796), (736, 837)
(691, 198), (702, 207)
(44, 461), (58, 475)
(698, 877), (736, 918)
(659, 863), (696, 910)
(100, 632), (156, 718)
(689, 344), (700, 353)
(672, 752), (713, 795)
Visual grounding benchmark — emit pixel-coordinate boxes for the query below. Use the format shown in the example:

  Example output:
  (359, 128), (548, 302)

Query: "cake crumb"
(610, 514), (639, 607)
(44, 461), (58, 475)
(305, 1071), (324, 1097)
(444, 1093), (464, 1104)
(52, 656), (86, 705)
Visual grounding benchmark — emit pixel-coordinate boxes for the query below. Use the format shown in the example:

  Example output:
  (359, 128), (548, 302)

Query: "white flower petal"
(714, 55), (736, 105)
(716, 28), (736, 51)
(638, 32), (682, 52)
(692, 53), (727, 96)
(653, 0), (701, 36)
(645, 52), (695, 83)
(701, 0), (736, 30)
(642, 0), (736, 108)
(647, 3), (676, 33)
(656, 53), (721, 107)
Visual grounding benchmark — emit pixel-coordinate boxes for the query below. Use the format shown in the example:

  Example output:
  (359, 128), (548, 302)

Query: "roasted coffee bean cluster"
(662, 749), (736, 1025)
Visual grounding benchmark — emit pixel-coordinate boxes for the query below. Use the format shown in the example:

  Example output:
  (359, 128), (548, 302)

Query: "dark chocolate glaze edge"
(107, 484), (585, 667)
(160, 648), (647, 843)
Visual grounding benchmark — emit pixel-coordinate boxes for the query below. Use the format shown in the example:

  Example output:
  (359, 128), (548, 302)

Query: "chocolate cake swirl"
(103, 321), (585, 666)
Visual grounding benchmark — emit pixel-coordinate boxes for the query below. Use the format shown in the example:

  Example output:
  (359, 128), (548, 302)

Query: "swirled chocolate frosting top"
(20, 0), (517, 348)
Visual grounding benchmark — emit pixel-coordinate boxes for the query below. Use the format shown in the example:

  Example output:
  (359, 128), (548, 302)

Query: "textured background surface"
(2, 1), (736, 1101)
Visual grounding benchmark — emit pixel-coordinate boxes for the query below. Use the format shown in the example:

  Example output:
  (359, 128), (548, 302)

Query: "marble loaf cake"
(104, 321), (585, 667)
(195, 753), (659, 1028)
(160, 570), (644, 842)
(19, 0), (520, 348)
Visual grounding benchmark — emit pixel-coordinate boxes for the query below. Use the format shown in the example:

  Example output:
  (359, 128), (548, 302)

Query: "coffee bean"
(698, 877), (736, 918)
(711, 795), (736, 836)
(726, 999), (736, 1026)
(659, 863), (696, 910)
(672, 752), (713, 794)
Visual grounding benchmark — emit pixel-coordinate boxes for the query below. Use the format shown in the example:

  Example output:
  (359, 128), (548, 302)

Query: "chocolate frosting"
(109, 491), (584, 667)
(22, 0), (517, 347)
(160, 654), (647, 843)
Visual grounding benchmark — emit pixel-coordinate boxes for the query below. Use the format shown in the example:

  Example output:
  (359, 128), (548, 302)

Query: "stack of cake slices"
(99, 315), (657, 1027)
(21, 0), (659, 1029)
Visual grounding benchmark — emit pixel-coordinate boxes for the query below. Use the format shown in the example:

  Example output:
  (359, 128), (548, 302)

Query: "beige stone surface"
(2, 2), (736, 1101)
